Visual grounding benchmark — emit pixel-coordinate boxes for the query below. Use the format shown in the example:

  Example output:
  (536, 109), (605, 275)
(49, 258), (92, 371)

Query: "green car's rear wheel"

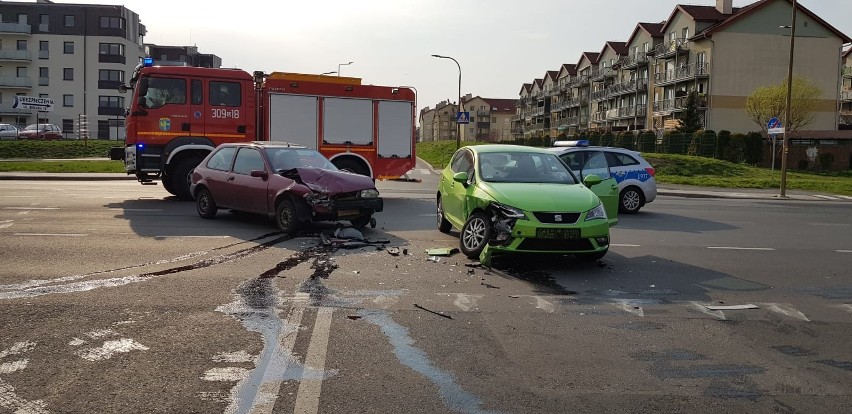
(437, 196), (452, 233)
(460, 212), (492, 259)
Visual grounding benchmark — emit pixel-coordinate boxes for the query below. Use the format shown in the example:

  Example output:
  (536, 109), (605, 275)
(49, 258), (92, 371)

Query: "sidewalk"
(0, 171), (846, 202)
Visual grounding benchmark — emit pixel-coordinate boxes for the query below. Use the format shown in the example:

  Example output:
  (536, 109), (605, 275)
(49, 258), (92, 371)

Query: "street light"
(320, 71), (337, 76)
(338, 61), (353, 77)
(779, 0), (797, 198)
(431, 54), (462, 150)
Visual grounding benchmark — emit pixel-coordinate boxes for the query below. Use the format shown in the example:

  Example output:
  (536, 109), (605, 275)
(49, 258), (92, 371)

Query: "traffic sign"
(12, 95), (54, 112)
(456, 111), (470, 124)
(767, 117), (784, 134)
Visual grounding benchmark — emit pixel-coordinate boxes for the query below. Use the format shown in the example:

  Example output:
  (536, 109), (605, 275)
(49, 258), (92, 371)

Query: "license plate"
(338, 209), (360, 217)
(536, 228), (580, 239)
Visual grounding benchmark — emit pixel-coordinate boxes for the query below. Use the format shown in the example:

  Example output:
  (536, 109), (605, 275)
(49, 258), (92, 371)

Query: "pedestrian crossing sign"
(456, 111), (470, 124)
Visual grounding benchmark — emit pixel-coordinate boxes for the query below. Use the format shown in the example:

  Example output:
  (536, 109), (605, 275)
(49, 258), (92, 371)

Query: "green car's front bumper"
(489, 216), (610, 254)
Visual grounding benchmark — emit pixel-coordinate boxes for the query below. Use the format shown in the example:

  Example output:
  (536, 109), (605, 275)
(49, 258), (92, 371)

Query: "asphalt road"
(0, 176), (850, 414)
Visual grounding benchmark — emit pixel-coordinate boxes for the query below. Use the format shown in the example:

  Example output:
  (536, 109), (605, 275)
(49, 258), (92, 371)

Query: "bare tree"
(745, 76), (821, 133)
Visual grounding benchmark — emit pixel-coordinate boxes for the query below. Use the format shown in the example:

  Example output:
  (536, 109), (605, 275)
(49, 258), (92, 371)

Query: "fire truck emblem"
(159, 118), (171, 131)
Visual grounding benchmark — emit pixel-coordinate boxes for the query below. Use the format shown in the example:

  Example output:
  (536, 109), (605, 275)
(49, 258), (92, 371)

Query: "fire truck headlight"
(360, 189), (380, 199)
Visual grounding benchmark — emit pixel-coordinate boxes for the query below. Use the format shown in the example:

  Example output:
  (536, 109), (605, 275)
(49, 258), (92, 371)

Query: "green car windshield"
(478, 152), (578, 184)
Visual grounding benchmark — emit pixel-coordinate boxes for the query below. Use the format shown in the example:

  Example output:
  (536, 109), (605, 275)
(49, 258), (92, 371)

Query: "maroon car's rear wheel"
(196, 188), (218, 219)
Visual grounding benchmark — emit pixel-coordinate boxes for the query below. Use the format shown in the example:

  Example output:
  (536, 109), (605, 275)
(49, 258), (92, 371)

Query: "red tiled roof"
(519, 83), (532, 94)
(578, 52), (600, 66)
(560, 63), (577, 75)
(626, 22), (666, 49)
(606, 41), (628, 56)
(482, 98), (517, 113)
(546, 70), (559, 81)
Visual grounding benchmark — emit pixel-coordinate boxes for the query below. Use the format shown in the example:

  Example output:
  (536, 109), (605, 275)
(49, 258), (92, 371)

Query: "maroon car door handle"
(228, 176), (235, 181)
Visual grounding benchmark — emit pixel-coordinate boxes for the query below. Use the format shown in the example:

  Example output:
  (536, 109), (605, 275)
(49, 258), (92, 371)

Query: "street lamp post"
(431, 54), (462, 150)
(337, 61), (353, 77)
(779, 0), (797, 198)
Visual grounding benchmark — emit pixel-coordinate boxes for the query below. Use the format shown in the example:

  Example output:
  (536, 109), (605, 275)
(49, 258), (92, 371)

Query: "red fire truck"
(110, 61), (416, 200)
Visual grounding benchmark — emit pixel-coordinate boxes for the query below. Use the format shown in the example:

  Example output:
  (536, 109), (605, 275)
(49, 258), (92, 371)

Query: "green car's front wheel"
(460, 212), (492, 259)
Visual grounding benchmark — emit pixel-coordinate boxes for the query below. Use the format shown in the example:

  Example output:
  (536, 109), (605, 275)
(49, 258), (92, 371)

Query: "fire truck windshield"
(139, 77), (187, 109)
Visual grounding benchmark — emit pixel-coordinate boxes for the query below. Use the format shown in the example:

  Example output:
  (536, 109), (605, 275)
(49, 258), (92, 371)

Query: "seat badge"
(554, 214), (562, 222)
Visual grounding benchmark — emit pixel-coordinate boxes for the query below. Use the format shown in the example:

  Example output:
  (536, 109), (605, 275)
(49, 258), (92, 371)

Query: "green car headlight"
(492, 202), (526, 219)
(585, 203), (607, 221)
(360, 189), (380, 199)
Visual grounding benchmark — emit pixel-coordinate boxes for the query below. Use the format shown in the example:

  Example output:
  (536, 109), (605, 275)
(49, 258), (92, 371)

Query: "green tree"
(676, 91), (703, 133)
(745, 76), (821, 133)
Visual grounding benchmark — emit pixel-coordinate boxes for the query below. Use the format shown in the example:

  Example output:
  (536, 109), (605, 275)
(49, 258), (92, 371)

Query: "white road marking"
(611, 243), (642, 247)
(293, 307), (334, 414)
(154, 235), (232, 239)
(762, 303), (810, 322)
(813, 195), (839, 200)
(3, 207), (59, 210)
(836, 304), (852, 314)
(0, 342), (36, 359)
(836, 250), (852, 253)
(75, 338), (148, 361)
(109, 208), (163, 212)
(0, 223), (13, 229)
(839, 195), (852, 200)
(612, 300), (644, 317)
(213, 351), (256, 364)
(0, 360), (28, 374)
(13, 233), (88, 237)
(707, 246), (775, 251)
(532, 296), (556, 313)
(448, 293), (483, 312)
(244, 306), (305, 414)
(202, 367), (251, 382)
(0, 341), (48, 414)
(808, 222), (851, 227)
(690, 301), (726, 320)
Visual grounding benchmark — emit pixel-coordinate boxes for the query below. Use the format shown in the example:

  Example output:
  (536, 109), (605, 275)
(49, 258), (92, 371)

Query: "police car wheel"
(619, 187), (644, 214)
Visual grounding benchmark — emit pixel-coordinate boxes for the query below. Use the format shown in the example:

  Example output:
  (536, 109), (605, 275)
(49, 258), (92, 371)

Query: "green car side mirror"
(583, 174), (603, 187)
(452, 171), (469, 184)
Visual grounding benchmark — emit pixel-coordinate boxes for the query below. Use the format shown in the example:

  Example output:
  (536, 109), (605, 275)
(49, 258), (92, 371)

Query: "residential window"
(39, 40), (49, 59)
(492, 117), (497, 123)
(99, 43), (125, 56)
(64, 68), (74, 81)
(643, 42), (649, 53)
(39, 67), (49, 83)
(40, 14), (49, 26)
(99, 69), (124, 82)
(682, 27), (689, 39)
(17, 39), (27, 50)
(18, 13), (28, 24)
(63, 94), (74, 107)
(62, 119), (74, 134)
(64, 41), (74, 54)
(100, 16), (125, 29)
(65, 15), (75, 27)
(39, 93), (49, 99)
(16, 67), (27, 77)
(99, 95), (124, 108)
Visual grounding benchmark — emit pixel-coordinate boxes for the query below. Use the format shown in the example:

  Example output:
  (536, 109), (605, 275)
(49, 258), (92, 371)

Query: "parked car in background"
(17, 123), (63, 140)
(549, 140), (657, 214)
(190, 142), (383, 233)
(437, 144), (618, 262)
(0, 123), (20, 140)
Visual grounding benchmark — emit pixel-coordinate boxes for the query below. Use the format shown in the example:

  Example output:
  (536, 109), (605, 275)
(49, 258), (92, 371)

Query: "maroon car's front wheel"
(276, 199), (301, 234)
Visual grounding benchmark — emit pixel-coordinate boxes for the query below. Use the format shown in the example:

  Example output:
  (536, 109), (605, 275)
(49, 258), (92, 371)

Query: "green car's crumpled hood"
(479, 182), (600, 212)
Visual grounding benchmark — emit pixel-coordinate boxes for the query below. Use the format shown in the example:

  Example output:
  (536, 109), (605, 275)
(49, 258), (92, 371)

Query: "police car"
(548, 140), (656, 214)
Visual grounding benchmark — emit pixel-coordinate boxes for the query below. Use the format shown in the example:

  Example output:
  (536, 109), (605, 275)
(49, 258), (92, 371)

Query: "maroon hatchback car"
(190, 142), (383, 233)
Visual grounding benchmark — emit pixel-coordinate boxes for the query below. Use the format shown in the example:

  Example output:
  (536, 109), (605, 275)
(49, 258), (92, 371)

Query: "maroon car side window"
(232, 148), (264, 175)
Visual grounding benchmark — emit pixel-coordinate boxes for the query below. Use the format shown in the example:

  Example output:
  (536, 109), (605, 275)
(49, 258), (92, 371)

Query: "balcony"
(0, 22), (32, 35)
(591, 89), (608, 101)
(843, 67), (852, 78)
(98, 54), (126, 64)
(653, 38), (690, 58)
(0, 50), (32, 61)
(621, 54), (649, 69)
(38, 77), (49, 86)
(841, 89), (852, 102)
(654, 62), (709, 86)
(652, 96), (708, 114)
(0, 75), (32, 88)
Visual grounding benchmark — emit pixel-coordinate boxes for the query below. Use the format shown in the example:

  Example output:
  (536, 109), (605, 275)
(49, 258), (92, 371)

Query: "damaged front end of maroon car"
(280, 168), (383, 223)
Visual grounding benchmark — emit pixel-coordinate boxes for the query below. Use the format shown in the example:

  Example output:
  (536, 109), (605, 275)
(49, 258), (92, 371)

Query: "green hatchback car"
(436, 145), (619, 262)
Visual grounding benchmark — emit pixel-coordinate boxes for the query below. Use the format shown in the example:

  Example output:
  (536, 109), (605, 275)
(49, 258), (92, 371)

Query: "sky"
(60, 0), (852, 114)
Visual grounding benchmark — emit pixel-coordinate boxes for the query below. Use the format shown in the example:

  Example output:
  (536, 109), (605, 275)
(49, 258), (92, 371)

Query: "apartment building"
(419, 100), (458, 142)
(842, 48), (852, 129)
(460, 96), (517, 142)
(145, 44), (221, 68)
(513, 0), (851, 138)
(0, 0), (145, 139)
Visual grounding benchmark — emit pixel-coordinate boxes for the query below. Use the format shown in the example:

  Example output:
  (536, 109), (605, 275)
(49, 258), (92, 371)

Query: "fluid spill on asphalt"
(359, 310), (500, 414)
(771, 345), (815, 357)
(816, 359), (852, 372)
(216, 276), (337, 414)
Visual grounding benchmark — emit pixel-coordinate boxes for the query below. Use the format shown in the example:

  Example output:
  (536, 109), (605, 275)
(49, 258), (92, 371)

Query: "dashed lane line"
(293, 307), (334, 414)
(707, 246), (775, 251)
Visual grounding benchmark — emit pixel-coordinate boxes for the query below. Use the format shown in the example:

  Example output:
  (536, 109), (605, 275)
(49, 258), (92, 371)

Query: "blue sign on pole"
(456, 111), (470, 124)
(767, 117), (781, 129)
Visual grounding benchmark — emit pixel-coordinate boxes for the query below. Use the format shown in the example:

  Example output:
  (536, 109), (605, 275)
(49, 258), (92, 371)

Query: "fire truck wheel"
(196, 188), (218, 219)
(161, 175), (177, 196)
(333, 158), (370, 177)
(276, 199), (301, 234)
(173, 157), (202, 201)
